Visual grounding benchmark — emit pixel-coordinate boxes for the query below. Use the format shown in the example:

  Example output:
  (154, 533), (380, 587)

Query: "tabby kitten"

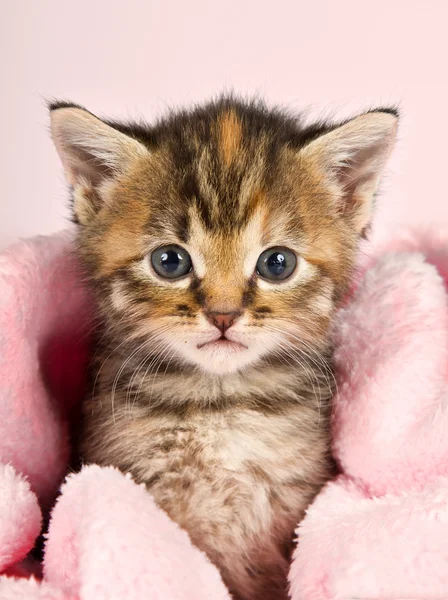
(50, 97), (397, 600)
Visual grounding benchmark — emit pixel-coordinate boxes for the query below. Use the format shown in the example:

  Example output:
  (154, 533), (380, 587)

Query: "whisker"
(262, 324), (336, 421)
(110, 340), (150, 425)
(124, 324), (176, 413)
(132, 336), (177, 411)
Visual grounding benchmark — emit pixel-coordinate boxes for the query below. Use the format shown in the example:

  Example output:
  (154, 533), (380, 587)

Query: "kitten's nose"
(205, 311), (241, 334)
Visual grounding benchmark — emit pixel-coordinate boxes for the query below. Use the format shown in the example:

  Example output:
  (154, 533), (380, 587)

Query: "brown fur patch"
(99, 220), (146, 276)
(72, 181), (100, 226)
(96, 195), (150, 277)
(218, 109), (243, 166)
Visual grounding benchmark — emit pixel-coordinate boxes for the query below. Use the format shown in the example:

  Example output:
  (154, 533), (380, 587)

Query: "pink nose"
(205, 311), (241, 334)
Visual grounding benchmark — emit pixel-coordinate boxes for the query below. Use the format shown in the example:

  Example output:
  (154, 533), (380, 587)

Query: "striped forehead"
(183, 110), (269, 227)
(186, 203), (269, 279)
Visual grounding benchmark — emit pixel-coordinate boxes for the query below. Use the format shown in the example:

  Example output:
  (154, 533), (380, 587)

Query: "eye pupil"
(267, 252), (286, 276)
(160, 250), (180, 273)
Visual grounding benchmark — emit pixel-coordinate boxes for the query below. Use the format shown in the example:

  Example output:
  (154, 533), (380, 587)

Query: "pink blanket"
(1, 229), (448, 599)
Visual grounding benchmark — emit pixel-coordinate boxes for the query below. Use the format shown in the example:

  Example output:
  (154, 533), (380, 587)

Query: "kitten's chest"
(113, 407), (327, 534)
(133, 410), (309, 484)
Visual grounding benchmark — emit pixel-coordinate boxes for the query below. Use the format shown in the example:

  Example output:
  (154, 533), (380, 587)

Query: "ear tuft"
(300, 110), (398, 233)
(50, 104), (148, 187)
(50, 103), (149, 224)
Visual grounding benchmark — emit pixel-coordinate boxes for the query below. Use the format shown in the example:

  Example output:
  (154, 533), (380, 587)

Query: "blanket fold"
(1, 229), (448, 599)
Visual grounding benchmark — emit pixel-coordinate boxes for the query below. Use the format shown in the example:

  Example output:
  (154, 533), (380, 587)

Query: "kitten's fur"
(50, 97), (397, 600)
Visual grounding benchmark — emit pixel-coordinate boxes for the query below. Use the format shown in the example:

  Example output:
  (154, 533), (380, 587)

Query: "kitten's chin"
(175, 339), (263, 375)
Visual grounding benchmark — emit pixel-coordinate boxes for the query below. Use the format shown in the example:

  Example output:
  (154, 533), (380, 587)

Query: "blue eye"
(151, 245), (192, 279)
(256, 247), (297, 281)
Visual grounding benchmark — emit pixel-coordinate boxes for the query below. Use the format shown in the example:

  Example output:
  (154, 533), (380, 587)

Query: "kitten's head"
(50, 98), (397, 375)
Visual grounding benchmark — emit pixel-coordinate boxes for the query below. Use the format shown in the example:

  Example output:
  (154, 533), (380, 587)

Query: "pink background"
(1, 0), (447, 249)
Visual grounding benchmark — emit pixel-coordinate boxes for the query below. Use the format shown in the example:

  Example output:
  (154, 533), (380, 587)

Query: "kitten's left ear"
(50, 103), (148, 187)
(299, 110), (398, 233)
(50, 102), (150, 225)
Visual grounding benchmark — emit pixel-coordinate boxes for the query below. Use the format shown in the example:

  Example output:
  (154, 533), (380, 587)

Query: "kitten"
(50, 97), (397, 600)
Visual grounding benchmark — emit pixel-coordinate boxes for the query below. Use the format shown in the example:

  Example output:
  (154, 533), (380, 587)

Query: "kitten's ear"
(299, 110), (398, 233)
(50, 103), (148, 223)
(50, 104), (148, 186)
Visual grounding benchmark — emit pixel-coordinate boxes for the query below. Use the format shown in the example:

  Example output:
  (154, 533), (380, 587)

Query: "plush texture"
(0, 465), (42, 574)
(0, 228), (448, 599)
(290, 241), (448, 598)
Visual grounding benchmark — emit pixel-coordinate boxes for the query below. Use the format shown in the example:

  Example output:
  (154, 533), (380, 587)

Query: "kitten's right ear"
(49, 103), (148, 223)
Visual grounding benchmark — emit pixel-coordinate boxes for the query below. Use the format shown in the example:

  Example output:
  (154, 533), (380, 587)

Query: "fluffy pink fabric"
(0, 229), (447, 598)
(44, 466), (230, 600)
(290, 242), (448, 599)
(0, 232), (90, 509)
(0, 465), (41, 574)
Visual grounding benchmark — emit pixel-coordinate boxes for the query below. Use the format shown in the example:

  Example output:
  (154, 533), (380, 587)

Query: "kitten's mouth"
(197, 337), (248, 352)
